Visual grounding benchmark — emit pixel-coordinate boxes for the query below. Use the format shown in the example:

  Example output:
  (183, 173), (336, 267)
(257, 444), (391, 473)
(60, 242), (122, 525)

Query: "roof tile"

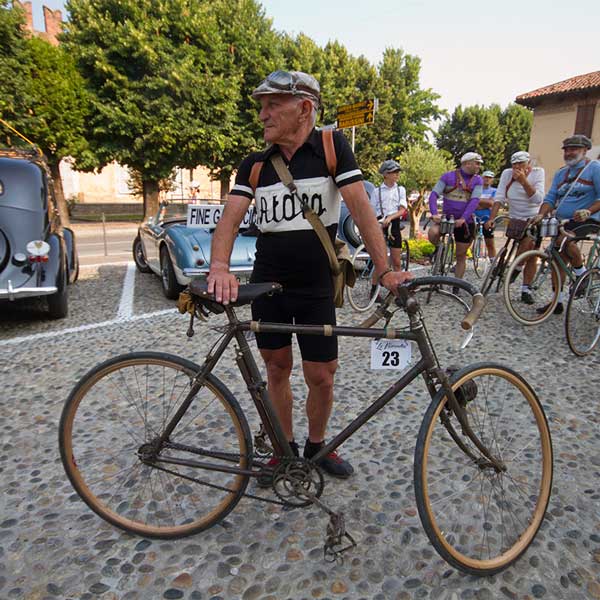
(517, 71), (600, 104)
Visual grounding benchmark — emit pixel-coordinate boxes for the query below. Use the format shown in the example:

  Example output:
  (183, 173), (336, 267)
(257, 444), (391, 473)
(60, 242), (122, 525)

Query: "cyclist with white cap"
(487, 150), (545, 304)
(474, 170), (497, 258)
(531, 134), (600, 314)
(369, 159), (408, 299)
(207, 70), (412, 481)
(428, 152), (484, 281)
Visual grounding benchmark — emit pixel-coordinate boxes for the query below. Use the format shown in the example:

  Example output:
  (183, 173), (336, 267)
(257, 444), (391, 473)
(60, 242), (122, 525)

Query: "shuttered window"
(574, 103), (596, 137)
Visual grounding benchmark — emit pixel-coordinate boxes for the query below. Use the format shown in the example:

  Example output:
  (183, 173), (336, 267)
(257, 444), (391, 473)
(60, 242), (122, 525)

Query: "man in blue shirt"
(474, 170), (497, 258)
(533, 134), (600, 313)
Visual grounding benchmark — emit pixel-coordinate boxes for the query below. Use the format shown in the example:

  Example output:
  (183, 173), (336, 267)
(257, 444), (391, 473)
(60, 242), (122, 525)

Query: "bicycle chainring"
(271, 458), (324, 507)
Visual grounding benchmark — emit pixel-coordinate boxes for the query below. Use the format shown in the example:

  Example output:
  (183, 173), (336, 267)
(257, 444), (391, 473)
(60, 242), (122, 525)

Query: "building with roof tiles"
(516, 71), (600, 189)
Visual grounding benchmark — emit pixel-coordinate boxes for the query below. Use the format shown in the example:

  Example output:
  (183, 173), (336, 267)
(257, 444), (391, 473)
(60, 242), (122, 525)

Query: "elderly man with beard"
(532, 134), (600, 314)
(207, 70), (412, 482)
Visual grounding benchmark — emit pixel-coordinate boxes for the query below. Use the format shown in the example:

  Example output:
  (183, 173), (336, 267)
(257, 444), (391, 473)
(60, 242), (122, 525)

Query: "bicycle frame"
(543, 234), (600, 285)
(155, 289), (503, 480)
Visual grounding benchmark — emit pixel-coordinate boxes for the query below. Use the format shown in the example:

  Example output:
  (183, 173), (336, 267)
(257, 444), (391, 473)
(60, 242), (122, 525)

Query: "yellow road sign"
(337, 99), (375, 115)
(337, 110), (375, 129)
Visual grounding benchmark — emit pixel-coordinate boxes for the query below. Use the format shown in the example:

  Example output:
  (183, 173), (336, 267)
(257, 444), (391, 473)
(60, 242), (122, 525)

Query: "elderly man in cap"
(428, 152), (484, 283)
(531, 134), (600, 314)
(473, 170), (497, 259)
(369, 159), (408, 299)
(207, 70), (411, 481)
(486, 150), (545, 304)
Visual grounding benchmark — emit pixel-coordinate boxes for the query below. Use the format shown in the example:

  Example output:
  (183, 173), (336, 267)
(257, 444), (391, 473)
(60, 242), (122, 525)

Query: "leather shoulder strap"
(249, 161), (264, 193)
(321, 129), (337, 178)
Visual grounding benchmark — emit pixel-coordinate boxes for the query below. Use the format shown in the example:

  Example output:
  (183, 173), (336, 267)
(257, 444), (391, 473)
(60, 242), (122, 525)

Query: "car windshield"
(158, 202), (189, 221)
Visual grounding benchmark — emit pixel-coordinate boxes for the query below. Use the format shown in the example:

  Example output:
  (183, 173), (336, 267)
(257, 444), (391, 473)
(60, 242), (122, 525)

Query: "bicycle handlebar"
(358, 276), (485, 331)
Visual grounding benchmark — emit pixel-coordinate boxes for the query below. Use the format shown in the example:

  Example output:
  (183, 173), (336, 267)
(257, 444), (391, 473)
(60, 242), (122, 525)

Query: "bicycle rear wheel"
(504, 250), (561, 325)
(442, 237), (455, 276)
(401, 239), (410, 271)
(59, 352), (252, 539)
(348, 244), (378, 312)
(565, 267), (600, 356)
(414, 363), (553, 576)
(480, 246), (505, 296)
(472, 235), (484, 278)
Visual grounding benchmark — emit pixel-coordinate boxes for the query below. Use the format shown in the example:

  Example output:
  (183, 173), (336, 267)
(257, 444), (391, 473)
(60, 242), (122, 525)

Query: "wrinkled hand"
(483, 220), (494, 231)
(207, 269), (239, 304)
(512, 167), (527, 184)
(380, 270), (414, 295)
(574, 209), (591, 222)
(530, 214), (544, 225)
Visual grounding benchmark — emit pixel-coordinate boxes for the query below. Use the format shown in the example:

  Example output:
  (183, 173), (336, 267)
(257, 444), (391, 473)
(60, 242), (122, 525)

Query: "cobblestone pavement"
(1, 262), (600, 600)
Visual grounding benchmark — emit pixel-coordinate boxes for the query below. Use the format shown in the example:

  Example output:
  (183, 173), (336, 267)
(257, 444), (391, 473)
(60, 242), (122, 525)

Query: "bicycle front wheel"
(59, 352), (252, 539)
(472, 235), (484, 278)
(414, 363), (553, 576)
(348, 244), (378, 312)
(504, 250), (561, 325)
(565, 267), (600, 356)
(401, 239), (410, 272)
(442, 237), (455, 276)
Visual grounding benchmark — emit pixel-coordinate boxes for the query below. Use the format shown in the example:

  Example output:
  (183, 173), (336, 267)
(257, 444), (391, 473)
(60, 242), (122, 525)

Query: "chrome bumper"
(0, 281), (58, 301)
(182, 266), (253, 277)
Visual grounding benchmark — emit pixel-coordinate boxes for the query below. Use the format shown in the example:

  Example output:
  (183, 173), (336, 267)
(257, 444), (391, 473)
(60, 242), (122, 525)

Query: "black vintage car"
(0, 148), (78, 319)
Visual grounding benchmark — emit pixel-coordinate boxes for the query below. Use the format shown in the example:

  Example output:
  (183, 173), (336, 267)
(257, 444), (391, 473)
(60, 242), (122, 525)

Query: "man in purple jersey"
(427, 152), (484, 281)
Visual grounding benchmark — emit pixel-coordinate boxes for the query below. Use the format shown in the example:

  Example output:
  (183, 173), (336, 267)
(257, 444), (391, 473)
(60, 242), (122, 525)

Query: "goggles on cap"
(252, 70), (321, 107)
(461, 152), (483, 163)
(510, 151), (530, 164)
(482, 170), (495, 178)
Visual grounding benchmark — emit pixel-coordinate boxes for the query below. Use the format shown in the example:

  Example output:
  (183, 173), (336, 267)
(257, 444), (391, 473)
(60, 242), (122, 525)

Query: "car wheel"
(133, 236), (152, 273)
(47, 268), (68, 319)
(160, 246), (184, 300)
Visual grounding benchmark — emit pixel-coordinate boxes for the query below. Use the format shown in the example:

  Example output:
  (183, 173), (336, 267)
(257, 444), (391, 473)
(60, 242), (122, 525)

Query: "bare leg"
(455, 241), (470, 279)
(302, 359), (337, 443)
(485, 237), (496, 259)
(260, 346), (294, 440)
(390, 246), (404, 271)
(428, 224), (440, 246)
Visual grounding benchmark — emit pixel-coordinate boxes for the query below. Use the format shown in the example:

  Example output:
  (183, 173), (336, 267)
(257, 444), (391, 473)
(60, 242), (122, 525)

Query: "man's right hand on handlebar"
(431, 214), (441, 224)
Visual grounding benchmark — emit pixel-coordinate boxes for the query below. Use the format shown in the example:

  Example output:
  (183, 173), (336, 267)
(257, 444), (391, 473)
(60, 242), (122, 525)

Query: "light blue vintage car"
(133, 201), (257, 299)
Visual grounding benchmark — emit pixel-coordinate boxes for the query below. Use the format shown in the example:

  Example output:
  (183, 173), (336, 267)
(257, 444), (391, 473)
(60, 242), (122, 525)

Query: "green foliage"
(407, 237), (435, 260)
(397, 144), (454, 238)
(436, 104), (505, 174)
(499, 104), (533, 171)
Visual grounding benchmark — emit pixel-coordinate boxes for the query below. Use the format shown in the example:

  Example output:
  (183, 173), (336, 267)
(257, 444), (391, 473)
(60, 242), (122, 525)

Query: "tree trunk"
(219, 171), (231, 199)
(143, 179), (160, 218)
(49, 160), (70, 227)
(408, 193), (427, 239)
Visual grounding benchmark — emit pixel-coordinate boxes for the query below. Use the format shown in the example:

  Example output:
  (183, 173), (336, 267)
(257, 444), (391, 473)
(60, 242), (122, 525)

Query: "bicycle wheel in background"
(442, 237), (455, 276)
(414, 363), (553, 576)
(565, 267), (600, 356)
(472, 234), (484, 278)
(59, 352), (252, 539)
(480, 245), (506, 296)
(401, 239), (410, 271)
(347, 244), (378, 312)
(504, 250), (561, 325)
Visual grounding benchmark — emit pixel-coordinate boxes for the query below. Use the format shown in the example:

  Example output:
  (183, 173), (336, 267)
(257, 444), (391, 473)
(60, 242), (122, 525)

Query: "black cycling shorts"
(454, 222), (475, 244)
(564, 218), (600, 239)
(385, 218), (405, 249)
(251, 292), (337, 363)
(481, 225), (494, 240)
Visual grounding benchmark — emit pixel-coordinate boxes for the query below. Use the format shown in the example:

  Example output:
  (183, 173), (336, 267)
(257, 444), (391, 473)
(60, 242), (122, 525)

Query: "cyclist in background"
(369, 159), (408, 299)
(428, 152), (484, 282)
(532, 135), (600, 314)
(474, 170), (497, 259)
(486, 151), (544, 304)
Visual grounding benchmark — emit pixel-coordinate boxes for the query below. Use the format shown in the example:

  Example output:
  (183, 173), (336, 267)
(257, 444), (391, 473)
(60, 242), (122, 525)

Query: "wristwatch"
(378, 267), (394, 285)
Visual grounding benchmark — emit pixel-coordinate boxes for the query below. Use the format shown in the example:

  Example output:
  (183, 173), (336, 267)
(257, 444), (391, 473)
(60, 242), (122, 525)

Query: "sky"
(29, 0), (600, 114)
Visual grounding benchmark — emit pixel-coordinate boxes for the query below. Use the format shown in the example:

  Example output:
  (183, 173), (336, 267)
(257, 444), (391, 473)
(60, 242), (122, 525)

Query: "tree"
(499, 104), (533, 172)
(0, 5), (92, 225)
(63, 0), (240, 216)
(397, 144), (454, 238)
(436, 104), (504, 175)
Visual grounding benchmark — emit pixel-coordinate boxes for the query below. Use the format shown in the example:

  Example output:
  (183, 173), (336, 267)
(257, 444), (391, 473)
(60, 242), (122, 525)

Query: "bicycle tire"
(59, 352), (252, 539)
(414, 363), (553, 576)
(480, 245), (505, 296)
(472, 236), (483, 278)
(565, 267), (600, 356)
(347, 244), (378, 312)
(504, 250), (561, 325)
(401, 239), (410, 272)
(442, 237), (455, 276)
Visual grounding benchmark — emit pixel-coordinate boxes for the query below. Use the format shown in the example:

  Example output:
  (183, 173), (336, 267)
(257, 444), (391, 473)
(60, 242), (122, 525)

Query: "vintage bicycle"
(504, 220), (600, 325)
(347, 219), (410, 312)
(59, 276), (553, 576)
(471, 216), (489, 278)
(565, 266), (600, 355)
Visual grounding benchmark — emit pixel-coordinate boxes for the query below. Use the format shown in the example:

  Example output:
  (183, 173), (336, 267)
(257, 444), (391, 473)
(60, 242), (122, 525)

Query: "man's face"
(563, 146), (586, 166)
(512, 161), (528, 173)
(383, 170), (400, 185)
(482, 176), (494, 186)
(462, 160), (481, 175)
(258, 94), (305, 144)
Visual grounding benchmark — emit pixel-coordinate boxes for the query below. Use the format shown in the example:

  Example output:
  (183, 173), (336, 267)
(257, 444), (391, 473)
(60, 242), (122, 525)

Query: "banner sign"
(187, 204), (256, 228)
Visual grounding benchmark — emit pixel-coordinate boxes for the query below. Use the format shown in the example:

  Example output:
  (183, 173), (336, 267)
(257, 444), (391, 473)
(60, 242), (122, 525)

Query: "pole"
(351, 126), (355, 152)
(102, 212), (108, 256)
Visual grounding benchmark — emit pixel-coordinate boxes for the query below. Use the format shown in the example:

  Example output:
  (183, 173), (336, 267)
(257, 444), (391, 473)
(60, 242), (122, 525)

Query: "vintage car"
(337, 180), (376, 249)
(0, 148), (78, 319)
(133, 201), (257, 299)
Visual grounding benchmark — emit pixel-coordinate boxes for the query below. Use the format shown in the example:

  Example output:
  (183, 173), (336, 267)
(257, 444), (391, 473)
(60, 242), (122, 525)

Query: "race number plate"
(370, 339), (412, 370)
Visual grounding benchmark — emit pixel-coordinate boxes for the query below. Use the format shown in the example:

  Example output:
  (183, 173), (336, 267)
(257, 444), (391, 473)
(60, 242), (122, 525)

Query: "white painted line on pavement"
(80, 261), (131, 269)
(0, 308), (177, 347)
(117, 262), (136, 320)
